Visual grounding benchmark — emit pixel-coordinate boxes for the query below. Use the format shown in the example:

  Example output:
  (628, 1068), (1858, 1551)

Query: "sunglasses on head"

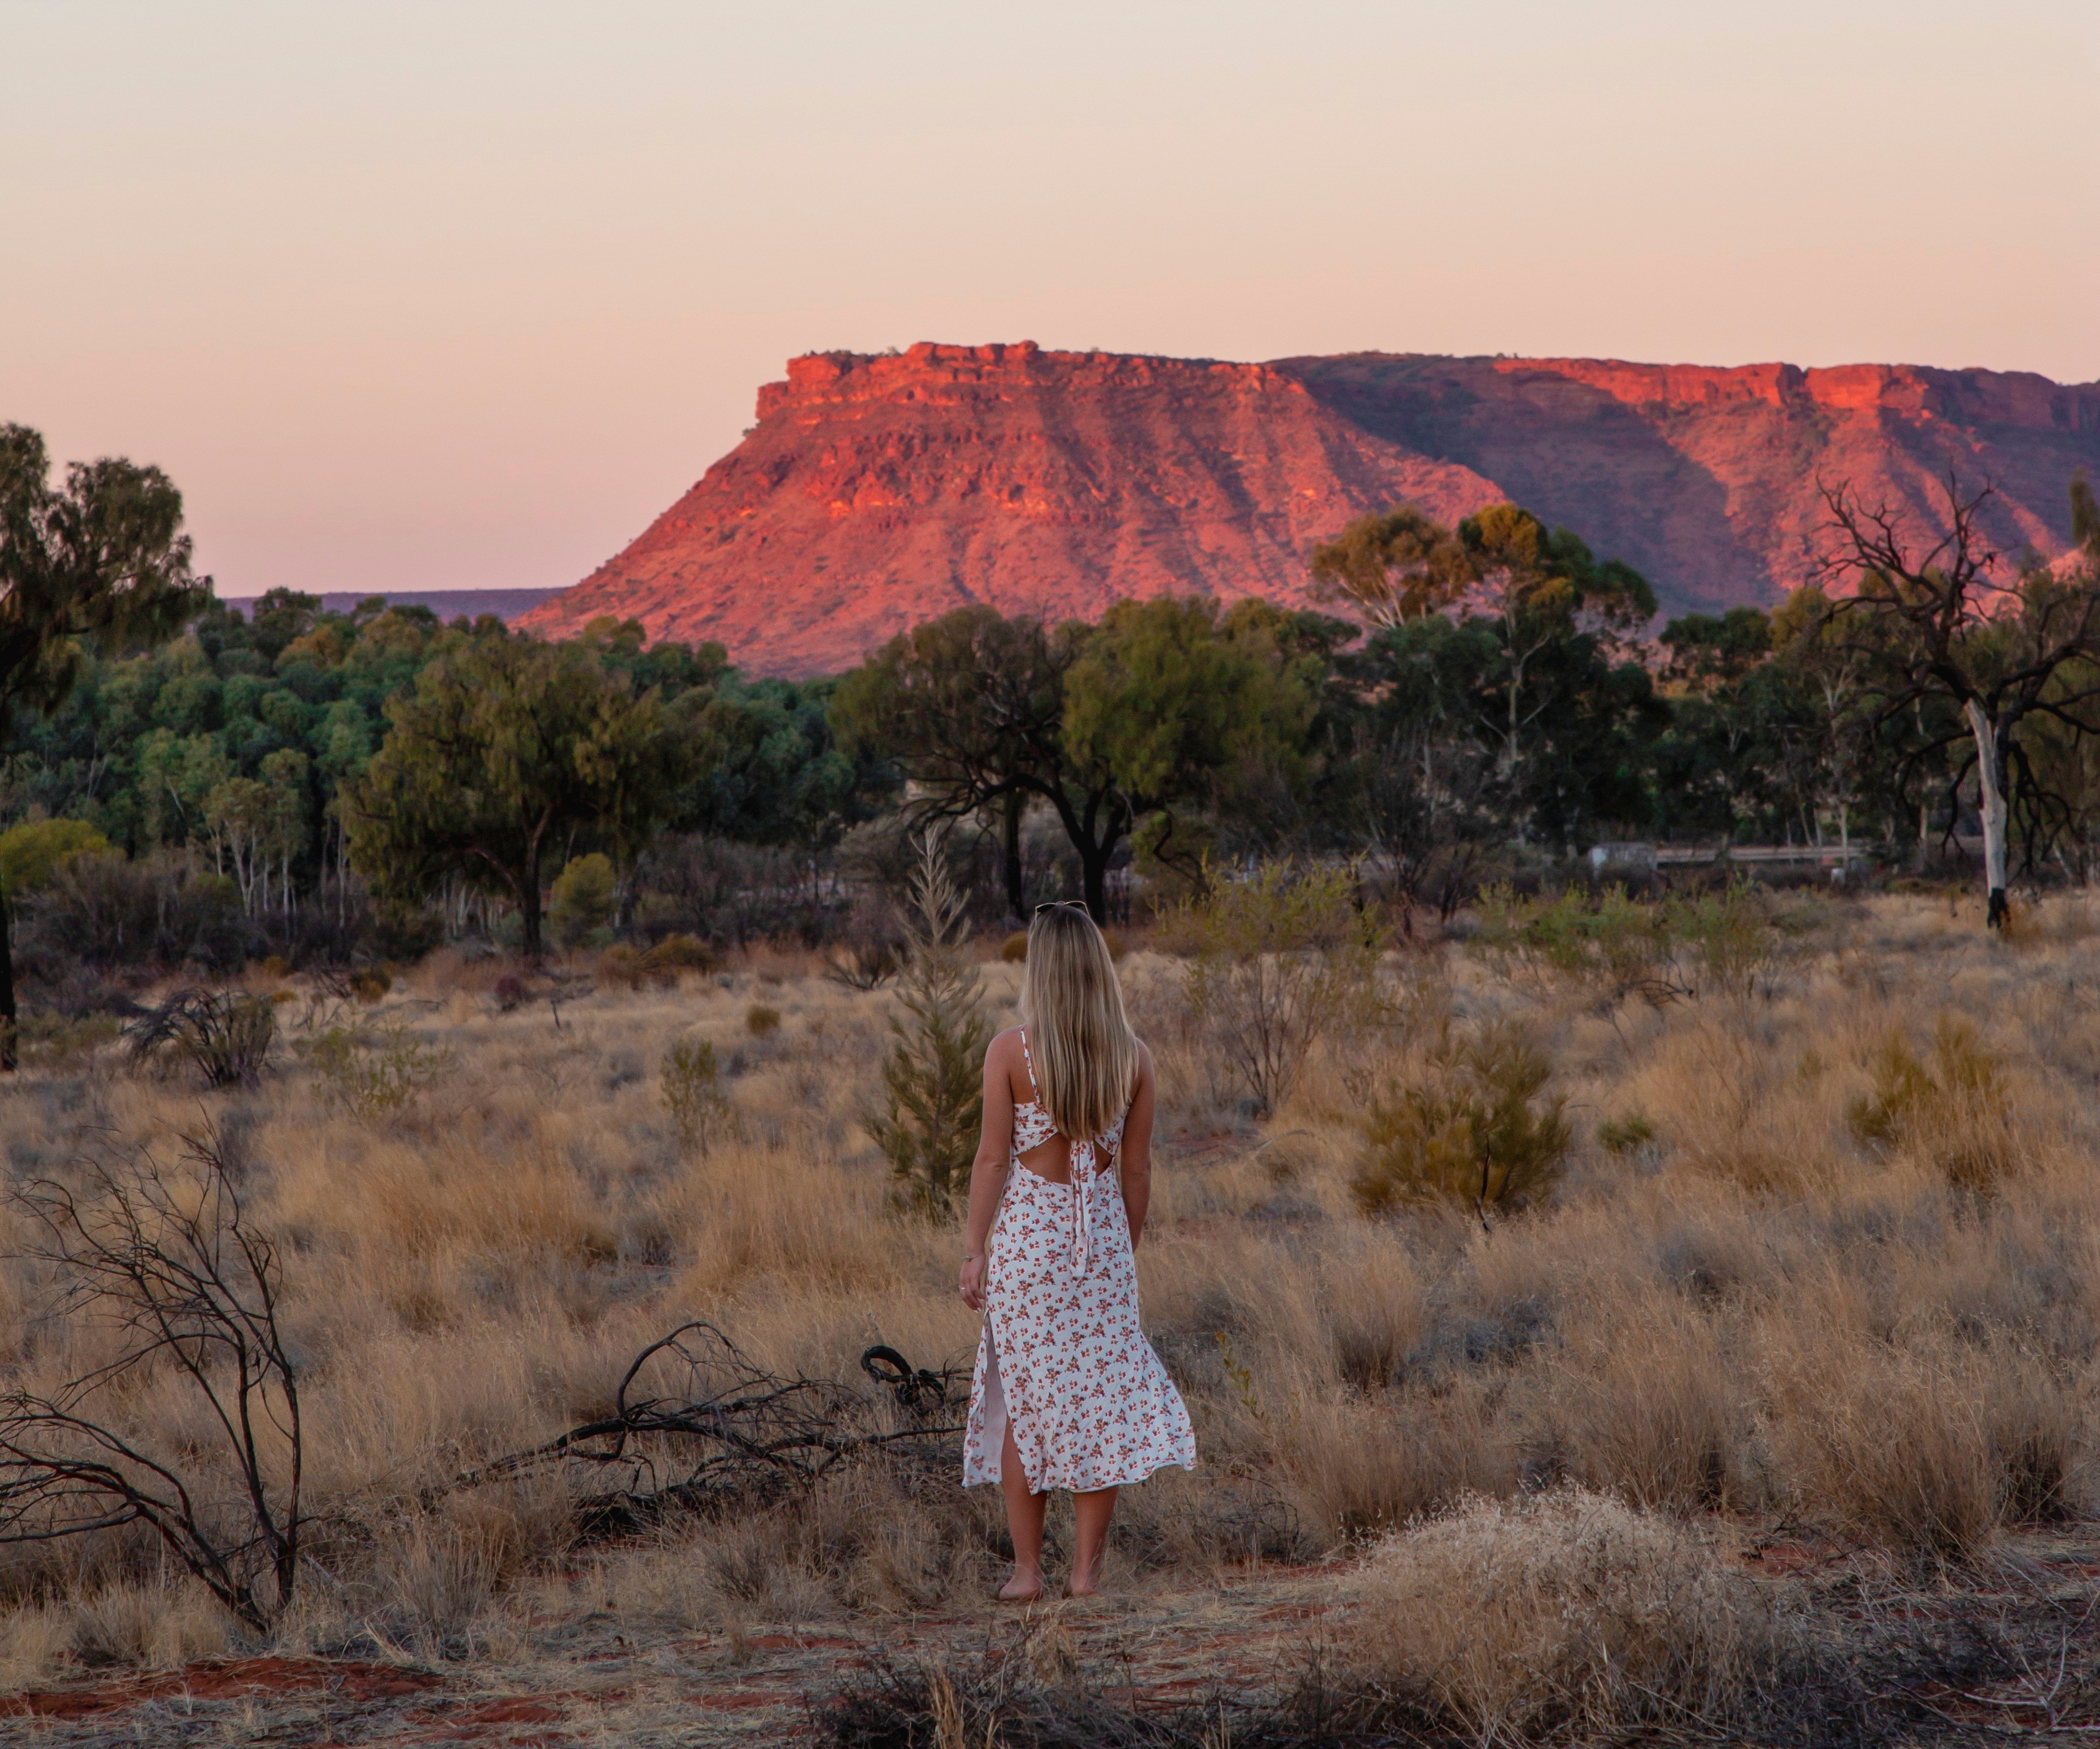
(1034, 900), (1089, 916)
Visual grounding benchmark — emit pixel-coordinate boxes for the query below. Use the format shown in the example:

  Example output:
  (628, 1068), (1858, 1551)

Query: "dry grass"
(0, 896), (2096, 1709)
(1348, 1487), (1787, 1743)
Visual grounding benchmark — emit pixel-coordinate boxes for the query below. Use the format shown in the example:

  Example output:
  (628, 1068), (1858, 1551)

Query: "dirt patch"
(4, 1656), (443, 1719)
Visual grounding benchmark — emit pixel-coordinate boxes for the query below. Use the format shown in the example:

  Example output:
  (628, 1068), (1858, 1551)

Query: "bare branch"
(0, 1127), (303, 1631)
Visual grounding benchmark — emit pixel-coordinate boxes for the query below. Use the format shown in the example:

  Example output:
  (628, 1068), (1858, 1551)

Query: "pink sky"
(3, 0), (2095, 600)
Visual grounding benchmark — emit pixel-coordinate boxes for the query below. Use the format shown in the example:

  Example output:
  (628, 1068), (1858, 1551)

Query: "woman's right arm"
(959, 1033), (1014, 1311)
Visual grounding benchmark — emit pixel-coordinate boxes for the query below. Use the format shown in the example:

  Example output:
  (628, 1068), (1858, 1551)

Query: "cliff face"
(522, 342), (2100, 675)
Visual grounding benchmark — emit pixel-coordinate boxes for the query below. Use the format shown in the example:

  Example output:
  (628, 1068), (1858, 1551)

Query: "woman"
(959, 902), (1197, 1600)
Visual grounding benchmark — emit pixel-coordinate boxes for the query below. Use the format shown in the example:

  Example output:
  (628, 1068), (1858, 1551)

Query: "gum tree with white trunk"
(1815, 471), (2100, 928)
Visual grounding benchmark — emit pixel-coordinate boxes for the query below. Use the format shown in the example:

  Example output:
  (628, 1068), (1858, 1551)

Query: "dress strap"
(1019, 1028), (1041, 1099)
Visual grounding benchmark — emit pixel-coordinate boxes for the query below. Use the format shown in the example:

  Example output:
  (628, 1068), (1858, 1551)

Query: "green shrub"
(298, 1019), (453, 1119)
(1670, 879), (1775, 1000)
(1352, 1021), (1571, 1215)
(745, 1004), (782, 1037)
(20, 1010), (122, 1071)
(1000, 931), (1028, 963)
(1474, 882), (1683, 1010)
(1597, 1112), (1658, 1156)
(866, 837), (990, 1217)
(0, 817), (111, 896)
(641, 933), (714, 975)
(662, 1037), (734, 1156)
(1167, 861), (1383, 1119)
(549, 853), (616, 948)
(604, 935), (716, 991)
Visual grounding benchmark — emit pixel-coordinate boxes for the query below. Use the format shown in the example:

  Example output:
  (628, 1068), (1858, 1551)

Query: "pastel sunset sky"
(4, 0), (2095, 600)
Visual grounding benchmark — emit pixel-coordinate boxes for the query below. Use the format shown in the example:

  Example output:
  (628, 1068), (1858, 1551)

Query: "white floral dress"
(963, 1031), (1198, 1494)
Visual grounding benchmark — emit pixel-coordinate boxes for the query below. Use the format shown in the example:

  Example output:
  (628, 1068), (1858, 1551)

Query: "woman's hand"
(959, 1253), (988, 1312)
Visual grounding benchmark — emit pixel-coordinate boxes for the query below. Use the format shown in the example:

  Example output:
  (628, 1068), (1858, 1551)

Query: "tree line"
(6, 414), (2100, 1047)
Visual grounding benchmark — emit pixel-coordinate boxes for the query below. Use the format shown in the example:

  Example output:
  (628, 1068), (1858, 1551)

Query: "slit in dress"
(979, 1306), (1010, 1484)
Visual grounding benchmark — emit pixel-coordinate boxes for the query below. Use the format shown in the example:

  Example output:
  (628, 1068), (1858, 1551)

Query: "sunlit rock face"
(522, 342), (2100, 675)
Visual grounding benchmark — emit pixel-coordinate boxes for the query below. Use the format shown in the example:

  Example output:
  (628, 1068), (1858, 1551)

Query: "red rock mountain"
(523, 342), (2100, 675)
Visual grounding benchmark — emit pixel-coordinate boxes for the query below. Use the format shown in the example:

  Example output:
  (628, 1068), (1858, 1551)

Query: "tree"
(0, 426), (205, 1066)
(1327, 505), (1661, 856)
(1457, 504), (1657, 805)
(830, 606), (1068, 917)
(1062, 597), (1319, 905)
(1309, 506), (1471, 629)
(1815, 471), (2100, 926)
(837, 601), (1321, 919)
(344, 630), (689, 957)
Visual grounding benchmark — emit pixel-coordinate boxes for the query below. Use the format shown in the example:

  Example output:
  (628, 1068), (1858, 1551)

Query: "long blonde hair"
(1020, 904), (1139, 1141)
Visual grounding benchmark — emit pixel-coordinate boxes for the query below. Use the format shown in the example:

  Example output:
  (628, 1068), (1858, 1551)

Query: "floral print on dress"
(963, 1032), (1198, 1494)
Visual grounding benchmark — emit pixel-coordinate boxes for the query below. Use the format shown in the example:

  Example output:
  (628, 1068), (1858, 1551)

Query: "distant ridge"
(521, 343), (2100, 677)
(218, 587), (562, 624)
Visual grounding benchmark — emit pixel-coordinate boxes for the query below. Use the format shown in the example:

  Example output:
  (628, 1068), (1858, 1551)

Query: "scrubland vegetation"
(0, 881), (2095, 1743)
(9, 424), (2100, 1741)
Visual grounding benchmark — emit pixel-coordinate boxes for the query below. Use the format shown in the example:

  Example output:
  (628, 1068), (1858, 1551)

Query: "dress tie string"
(1070, 1139), (1096, 1276)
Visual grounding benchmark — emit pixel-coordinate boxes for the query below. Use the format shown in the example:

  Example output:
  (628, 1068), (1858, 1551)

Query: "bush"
(1348, 1488), (1785, 1744)
(637, 834), (844, 946)
(297, 1019), (453, 1119)
(1351, 1020), (1571, 1215)
(1674, 878), (1776, 999)
(0, 818), (112, 897)
(1474, 882), (1685, 1011)
(641, 933), (714, 976)
(1166, 861), (1382, 1119)
(492, 974), (526, 1013)
(662, 1037), (734, 1156)
(29, 850), (249, 974)
(822, 940), (901, 991)
(745, 1004), (782, 1037)
(598, 938), (713, 992)
(549, 853), (616, 949)
(598, 944), (649, 990)
(866, 838), (990, 1216)
(125, 989), (276, 1088)
(19, 1009), (123, 1071)
(1000, 931), (1028, 963)
(1597, 1111), (1658, 1156)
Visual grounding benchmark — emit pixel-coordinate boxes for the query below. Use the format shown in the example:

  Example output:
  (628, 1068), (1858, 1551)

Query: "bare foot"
(1066, 1568), (1101, 1598)
(998, 1571), (1043, 1602)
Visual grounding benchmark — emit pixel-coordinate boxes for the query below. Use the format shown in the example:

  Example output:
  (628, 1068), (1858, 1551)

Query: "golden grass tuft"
(1348, 1488), (1786, 1742)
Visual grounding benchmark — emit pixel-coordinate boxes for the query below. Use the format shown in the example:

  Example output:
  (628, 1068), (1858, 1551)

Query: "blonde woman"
(959, 902), (1197, 1600)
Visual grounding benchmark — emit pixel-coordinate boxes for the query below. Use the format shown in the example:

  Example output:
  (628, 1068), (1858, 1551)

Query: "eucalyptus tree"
(834, 600), (1317, 920)
(1309, 506), (1472, 629)
(345, 629), (692, 957)
(1814, 471), (2100, 926)
(0, 425), (206, 1066)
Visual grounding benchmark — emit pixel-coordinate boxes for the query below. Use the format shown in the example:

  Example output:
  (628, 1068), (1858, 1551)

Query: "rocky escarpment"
(524, 342), (2100, 674)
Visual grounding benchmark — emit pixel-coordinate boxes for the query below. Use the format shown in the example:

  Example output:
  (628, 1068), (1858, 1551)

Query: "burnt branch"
(436, 1323), (963, 1532)
(0, 1124), (302, 1631)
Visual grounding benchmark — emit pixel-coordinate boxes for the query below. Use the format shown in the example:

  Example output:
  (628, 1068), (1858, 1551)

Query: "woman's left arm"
(1119, 1043), (1157, 1248)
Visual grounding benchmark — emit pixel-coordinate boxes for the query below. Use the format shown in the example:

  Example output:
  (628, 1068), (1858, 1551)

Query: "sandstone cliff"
(523, 342), (2100, 675)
